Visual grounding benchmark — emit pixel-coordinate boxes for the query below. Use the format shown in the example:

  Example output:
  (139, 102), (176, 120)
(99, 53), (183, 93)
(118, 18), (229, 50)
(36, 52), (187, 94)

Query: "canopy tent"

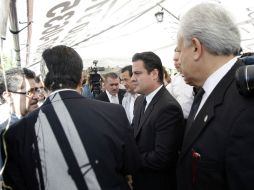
(1, 0), (254, 73)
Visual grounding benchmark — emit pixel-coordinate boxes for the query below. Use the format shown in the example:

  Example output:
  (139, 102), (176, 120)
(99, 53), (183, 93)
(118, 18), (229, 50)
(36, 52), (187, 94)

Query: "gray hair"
(103, 72), (119, 80)
(178, 3), (241, 56)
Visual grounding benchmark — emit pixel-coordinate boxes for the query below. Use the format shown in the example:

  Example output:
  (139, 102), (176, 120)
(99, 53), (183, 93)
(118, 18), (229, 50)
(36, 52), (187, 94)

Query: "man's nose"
(31, 92), (40, 100)
(131, 75), (136, 81)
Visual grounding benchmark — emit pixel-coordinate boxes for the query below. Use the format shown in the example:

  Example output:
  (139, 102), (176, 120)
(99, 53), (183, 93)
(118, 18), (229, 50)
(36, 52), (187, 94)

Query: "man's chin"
(134, 88), (141, 94)
(29, 104), (39, 112)
(183, 76), (190, 84)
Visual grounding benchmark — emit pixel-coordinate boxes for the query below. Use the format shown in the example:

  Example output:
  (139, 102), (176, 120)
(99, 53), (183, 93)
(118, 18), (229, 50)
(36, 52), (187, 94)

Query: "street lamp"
(154, 4), (179, 22)
(155, 8), (164, 22)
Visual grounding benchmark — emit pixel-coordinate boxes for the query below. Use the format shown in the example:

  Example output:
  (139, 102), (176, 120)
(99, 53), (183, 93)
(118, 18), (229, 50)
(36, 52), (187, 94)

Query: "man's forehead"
(132, 60), (145, 70)
(106, 77), (119, 83)
(20, 78), (36, 90)
(36, 81), (44, 88)
(176, 37), (184, 48)
(121, 71), (131, 78)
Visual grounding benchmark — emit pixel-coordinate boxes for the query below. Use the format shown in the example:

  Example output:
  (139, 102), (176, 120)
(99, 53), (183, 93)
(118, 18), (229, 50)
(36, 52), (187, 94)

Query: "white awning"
(1, 0), (254, 72)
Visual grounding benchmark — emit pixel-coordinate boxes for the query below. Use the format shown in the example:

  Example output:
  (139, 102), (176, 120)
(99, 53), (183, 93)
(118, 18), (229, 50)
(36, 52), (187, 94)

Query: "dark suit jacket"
(2, 90), (140, 190)
(177, 60), (254, 190)
(132, 86), (184, 190)
(95, 89), (126, 104)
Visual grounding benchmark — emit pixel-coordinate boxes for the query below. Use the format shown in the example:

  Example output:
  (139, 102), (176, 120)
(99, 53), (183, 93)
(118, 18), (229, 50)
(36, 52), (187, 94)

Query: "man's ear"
(192, 37), (202, 60)
(77, 78), (83, 94)
(3, 91), (10, 99)
(2, 91), (13, 104)
(151, 69), (159, 81)
(79, 78), (83, 87)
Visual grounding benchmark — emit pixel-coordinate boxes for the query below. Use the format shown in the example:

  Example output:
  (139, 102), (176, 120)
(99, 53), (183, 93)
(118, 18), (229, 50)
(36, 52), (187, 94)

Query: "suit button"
(204, 115), (208, 122)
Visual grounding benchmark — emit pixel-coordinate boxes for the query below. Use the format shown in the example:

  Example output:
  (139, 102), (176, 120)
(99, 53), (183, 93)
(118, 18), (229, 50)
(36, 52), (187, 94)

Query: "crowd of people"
(0, 2), (254, 190)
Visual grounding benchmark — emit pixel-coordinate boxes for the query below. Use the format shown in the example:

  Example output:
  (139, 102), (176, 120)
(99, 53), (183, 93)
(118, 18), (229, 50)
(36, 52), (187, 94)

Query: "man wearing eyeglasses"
(0, 68), (39, 127)
(0, 67), (39, 177)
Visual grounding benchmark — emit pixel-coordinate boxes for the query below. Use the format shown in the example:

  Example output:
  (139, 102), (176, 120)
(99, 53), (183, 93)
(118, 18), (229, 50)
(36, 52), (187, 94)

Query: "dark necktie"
(139, 98), (147, 125)
(184, 88), (205, 136)
(193, 86), (200, 96)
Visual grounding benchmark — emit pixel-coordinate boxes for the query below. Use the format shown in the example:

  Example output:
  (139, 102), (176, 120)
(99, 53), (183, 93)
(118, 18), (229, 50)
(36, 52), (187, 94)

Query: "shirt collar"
(124, 91), (138, 98)
(202, 56), (238, 97)
(106, 90), (118, 97)
(48, 89), (78, 97)
(145, 85), (163, 107)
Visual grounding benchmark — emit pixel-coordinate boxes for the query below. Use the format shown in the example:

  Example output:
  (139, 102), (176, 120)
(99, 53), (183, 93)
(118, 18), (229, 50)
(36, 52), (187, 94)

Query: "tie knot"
(193, 87), (199, 96)
(143, 98), (147, 106)
(192, 88), (205, 110)
(195, 88), (205, 99)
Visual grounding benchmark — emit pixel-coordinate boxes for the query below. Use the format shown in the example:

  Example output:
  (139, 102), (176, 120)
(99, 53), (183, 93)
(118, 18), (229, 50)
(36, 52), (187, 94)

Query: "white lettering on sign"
(31, 0), (164, 64)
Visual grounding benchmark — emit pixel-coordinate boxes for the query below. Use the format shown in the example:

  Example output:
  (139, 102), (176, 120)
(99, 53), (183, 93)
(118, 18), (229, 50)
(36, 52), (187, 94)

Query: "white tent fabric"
(1, 0), (254, 73)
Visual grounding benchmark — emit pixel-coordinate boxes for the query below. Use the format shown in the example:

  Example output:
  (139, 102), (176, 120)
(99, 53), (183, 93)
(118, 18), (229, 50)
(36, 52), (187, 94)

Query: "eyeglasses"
(8, 87), (41, 97)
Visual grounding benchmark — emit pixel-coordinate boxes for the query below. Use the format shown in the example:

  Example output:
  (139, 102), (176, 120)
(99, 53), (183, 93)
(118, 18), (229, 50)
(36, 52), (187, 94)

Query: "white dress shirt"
(166, 73), (194, 119)
(196, 57), (238, 117)
(145, 85), (163, 111)
(122, 92), (138, 123)
(106, 90), (119, 104)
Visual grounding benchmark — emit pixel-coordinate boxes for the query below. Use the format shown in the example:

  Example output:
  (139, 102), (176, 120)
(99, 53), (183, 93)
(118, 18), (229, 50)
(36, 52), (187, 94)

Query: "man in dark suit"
(2, 45), (140, 190)
(96, 72), (125, 104)
(176, 3), (254, 190)
(131, 51), (184, 190)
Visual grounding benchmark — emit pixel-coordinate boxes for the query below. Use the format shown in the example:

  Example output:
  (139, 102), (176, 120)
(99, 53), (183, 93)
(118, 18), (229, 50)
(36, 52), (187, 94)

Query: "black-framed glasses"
(8, 87), (41, 97)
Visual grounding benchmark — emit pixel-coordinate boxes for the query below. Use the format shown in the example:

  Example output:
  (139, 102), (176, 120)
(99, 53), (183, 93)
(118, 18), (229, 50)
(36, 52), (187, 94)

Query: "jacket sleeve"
(118, 106), (141, 174)
(2, 120), (27, 190)
(226, 107), (254, 190)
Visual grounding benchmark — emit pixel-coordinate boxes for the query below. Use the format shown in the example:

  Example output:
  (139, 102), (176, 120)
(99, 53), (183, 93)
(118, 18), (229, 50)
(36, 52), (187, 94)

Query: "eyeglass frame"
(8, 87), (41, 97)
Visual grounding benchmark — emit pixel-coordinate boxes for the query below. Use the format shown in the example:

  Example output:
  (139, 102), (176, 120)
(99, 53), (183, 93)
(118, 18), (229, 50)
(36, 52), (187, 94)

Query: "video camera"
(89, 60), (104, 98)
(235, 53), (254, 96)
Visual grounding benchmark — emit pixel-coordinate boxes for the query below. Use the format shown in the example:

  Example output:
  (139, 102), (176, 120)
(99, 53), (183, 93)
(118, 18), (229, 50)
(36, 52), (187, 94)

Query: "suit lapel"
(180, 60), (243, 159)
(134, 87), (165, 138)
(136, 102), (154, 136)
(103, 92), (110, 102)
(118, 89), (126, 104)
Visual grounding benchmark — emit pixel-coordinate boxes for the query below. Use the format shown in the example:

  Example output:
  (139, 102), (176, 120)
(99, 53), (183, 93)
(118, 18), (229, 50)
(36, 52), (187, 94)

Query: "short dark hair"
(132, 51), (163, 83)
(103, 72), (118, 81)
(35, 75), (41, 83)
(121, 65), (132, 77)
(23, 68), (36, 79)
(42, 45), (83, 91)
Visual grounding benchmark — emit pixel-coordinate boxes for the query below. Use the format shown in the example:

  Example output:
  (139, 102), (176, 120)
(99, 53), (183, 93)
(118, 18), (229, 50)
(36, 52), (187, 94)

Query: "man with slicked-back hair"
(2, 45), (140, 190)
(131, 51), (184, 190)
